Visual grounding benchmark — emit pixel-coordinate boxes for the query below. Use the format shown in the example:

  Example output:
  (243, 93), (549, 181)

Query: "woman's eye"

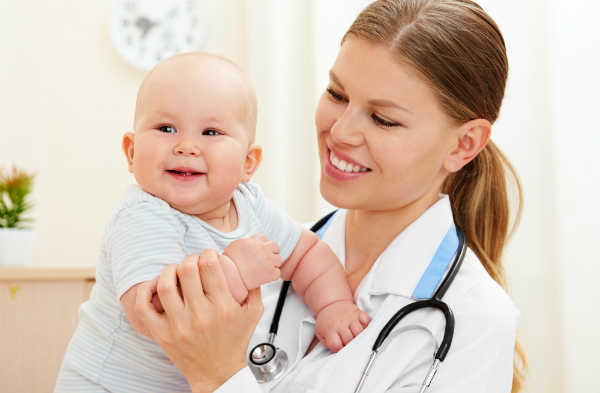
(159, 126), (176, 133)
(371, 114), (401, 128)
(326, 87), (346, 103)
(203, 129), (221, 136)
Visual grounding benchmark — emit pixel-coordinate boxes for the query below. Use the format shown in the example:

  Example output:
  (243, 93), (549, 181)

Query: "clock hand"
(136, 16), (160, 39)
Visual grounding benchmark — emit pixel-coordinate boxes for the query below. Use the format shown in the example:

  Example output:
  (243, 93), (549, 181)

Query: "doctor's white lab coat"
(215, 195), (519, 393)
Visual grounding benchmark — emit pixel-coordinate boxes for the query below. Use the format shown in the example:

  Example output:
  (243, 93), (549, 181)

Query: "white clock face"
(109, 0), (208, 71)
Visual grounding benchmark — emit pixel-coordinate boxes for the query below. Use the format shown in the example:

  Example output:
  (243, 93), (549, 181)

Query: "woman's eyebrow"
(368, 99), (412, 114)
(329, 70), (344, 89)
(329, 69), (411, 114)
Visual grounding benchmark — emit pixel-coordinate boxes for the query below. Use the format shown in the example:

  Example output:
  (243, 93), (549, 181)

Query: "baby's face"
(124, 56), (259, 215)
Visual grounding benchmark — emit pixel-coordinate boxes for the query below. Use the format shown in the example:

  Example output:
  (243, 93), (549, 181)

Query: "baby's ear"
(122, 132), (135, 173)
(242, 144), (262, 182)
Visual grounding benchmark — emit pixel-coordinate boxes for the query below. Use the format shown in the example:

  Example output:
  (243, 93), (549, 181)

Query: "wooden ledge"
(0, 266), (96, 281)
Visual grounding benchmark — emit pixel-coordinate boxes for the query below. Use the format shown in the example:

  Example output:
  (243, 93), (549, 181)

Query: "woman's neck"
(344, 191), (440, 294)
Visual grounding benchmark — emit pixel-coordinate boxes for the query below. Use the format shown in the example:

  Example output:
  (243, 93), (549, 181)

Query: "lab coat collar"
(370, 195), (457, 299)
(324, 195), (457, 301)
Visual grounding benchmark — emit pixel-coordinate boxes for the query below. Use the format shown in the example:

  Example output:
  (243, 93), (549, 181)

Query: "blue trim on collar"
(411, 225), (459, 300)
(315, 213), (336, 240)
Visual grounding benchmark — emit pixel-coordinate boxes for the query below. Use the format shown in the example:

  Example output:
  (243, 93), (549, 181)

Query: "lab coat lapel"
(291, 294), (441, 393)
(369, 195), (456, 299)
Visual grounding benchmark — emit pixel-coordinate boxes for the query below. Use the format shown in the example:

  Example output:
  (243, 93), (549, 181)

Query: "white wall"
(0, 0), (248, 268)
(2, 0), (599, 392)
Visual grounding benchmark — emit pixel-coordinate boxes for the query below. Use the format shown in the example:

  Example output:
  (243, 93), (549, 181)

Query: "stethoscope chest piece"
(248, 342), (289, 383)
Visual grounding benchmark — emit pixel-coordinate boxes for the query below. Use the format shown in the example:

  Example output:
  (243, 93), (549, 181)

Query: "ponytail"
(442, 140), (526, 391)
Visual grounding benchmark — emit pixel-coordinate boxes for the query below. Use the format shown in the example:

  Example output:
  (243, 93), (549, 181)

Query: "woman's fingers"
(242, 287), (265, 322)
(176, 254), (204, 309)
(135, 279), (164, 329)
(198, 249), (232, 302)
(157, 264), (185, 316)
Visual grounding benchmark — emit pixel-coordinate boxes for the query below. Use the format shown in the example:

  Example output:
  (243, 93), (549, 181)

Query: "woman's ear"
(443, 119), (491, 173)
(122, 132), (135, 173)
(242, 144), (263, 182)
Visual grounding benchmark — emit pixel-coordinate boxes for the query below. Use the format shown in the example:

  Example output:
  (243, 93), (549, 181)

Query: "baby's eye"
(159, 126), (176, 133)
(203, 129), (221, 136)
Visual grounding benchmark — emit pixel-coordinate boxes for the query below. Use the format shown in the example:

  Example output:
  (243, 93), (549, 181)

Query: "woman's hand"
(135, 250), (264, 393)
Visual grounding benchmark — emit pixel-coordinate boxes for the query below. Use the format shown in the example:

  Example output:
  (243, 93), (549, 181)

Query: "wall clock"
(109, 0), (208, 71)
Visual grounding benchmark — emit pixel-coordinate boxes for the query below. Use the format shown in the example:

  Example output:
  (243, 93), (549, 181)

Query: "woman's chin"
(319, 177), (365, 211)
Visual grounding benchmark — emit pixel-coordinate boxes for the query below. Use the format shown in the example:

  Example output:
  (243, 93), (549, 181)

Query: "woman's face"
(315, 38), (460, 212)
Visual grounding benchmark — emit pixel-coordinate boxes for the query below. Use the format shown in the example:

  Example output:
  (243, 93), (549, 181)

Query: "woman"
(136, 0), (527, 391)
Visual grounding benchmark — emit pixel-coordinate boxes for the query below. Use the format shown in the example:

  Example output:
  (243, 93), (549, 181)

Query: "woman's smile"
(324, 147), (371, 181)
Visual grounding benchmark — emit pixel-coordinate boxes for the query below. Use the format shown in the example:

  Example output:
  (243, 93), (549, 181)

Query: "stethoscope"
(248, 211), (467, 393)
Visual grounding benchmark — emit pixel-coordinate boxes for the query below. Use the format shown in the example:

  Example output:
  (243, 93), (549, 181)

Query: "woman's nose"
(174, 139), (201, 156)
(330, 106), (365, 146)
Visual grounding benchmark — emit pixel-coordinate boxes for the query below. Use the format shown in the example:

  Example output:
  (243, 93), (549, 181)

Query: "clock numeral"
(126, 36), (133, 45)
(125, 2), (135, 12)
(122, 19), (129, 27)
(191, 17), (198, 27)
(156, 53), (162, 62)
(187, 35), (193, 44)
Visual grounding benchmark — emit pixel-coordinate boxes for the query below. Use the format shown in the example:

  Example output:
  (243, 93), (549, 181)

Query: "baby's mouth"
(167, 170), (202, 176)
(167, 167), (205, 181)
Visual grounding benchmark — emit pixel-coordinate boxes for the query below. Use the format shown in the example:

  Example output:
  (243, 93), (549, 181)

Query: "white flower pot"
(0, 228), (36, 267)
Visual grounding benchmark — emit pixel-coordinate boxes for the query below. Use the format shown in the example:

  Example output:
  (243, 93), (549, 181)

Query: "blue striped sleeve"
(244, 182), (302, 263)
(108, 202), (187, 299)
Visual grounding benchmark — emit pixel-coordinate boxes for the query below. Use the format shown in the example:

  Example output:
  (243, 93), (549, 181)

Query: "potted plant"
(0, 167), (36, 267)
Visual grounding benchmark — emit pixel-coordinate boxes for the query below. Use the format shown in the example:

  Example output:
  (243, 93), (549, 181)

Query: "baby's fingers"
(250, 234), (268, 242)
(339, 326), (354, 347)
(267, 241), (280, 255)
(350, 318), (365, 337)
(325, 332), (343, 353)
(359, 311), (370, 328)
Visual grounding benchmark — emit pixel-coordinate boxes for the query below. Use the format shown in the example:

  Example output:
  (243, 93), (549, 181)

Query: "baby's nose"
(174, 140), (201, 156)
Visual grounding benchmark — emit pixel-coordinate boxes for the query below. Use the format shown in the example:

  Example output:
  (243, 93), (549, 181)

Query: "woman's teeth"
(329, 151), (369, 173)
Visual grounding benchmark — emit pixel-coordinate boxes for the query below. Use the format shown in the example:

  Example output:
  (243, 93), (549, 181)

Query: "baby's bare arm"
(279, 228), (353, 315)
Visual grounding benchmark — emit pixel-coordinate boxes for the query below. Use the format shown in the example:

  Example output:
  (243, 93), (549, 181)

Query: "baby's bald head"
(134, 52), (258, 143)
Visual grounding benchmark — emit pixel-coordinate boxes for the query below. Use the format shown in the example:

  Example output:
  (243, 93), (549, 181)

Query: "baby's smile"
(166, 166), (205, 182)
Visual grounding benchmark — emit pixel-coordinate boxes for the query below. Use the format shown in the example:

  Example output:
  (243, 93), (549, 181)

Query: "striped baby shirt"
(56, 182), (301, 392)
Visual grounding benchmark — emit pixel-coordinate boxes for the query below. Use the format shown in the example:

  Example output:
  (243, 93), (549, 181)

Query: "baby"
(55, 53), (369, 393)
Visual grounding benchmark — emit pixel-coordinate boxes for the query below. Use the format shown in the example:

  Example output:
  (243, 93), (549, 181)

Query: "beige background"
(1, 0), (599, 392)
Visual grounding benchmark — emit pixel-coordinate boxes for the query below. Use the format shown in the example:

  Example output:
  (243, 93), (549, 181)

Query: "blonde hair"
(343, 0), (527, 390)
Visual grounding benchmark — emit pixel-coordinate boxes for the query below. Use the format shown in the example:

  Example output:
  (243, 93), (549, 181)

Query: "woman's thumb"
(244, 287), (264, 321)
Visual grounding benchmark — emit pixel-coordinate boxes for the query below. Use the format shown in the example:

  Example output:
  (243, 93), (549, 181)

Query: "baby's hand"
(223, 234), (282, 290)
(314, 300), (370, 353)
